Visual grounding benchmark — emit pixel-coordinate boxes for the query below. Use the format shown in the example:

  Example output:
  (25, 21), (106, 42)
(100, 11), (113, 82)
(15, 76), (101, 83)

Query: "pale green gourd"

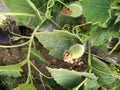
(69, 2), (82, 17)
(69, 44), (85, 59)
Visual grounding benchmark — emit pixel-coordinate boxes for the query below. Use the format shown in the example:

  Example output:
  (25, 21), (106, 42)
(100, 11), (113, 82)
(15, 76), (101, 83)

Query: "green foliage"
(89, 22), (120, 46)
(4, 0), (41, 27)
(92, 57), (120, 89)
(35, 30), (80, 59)
(13, 83), (37, 90)
(57, 14), (80, 26)
(1, 0), (120, 90)
(22, 48), (49, 64)
(80, 0), (114, 26)
(115, 13), (120, 24)
(85, 79), (99, 90)
(47, 67), (97, 90)
(0, 64), (23, 77)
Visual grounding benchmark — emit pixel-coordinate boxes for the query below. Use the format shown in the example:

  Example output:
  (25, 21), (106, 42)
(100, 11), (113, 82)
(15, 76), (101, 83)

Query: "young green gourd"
(69, 44), (85, 59)
(68, 2), (82, 17)
(61, 2), (82, 17)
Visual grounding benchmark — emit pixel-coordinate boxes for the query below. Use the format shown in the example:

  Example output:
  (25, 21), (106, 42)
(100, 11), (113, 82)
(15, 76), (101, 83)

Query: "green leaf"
(35, 30), (80, 59)
(80, 0), (114, 26)
(92, 57), (120, 89)
(47, 67), (97, 89)
(115, 14), (120, 24)
(22, 48), (49, 64)
(89, 23), (120, 46)
(0, 64), (23, 77)
(57, 14), (80, 26)
(89, 25), (108, 46)
(97, 44), (108, 50)
(13, 83), (37, 90)
(4, 0), (41, 27)
(31, 0), (48, 13)
(86, 79), (99, 90)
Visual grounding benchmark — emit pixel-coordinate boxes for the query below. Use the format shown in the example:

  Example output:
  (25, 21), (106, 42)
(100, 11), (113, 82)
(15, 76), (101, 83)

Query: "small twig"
(0, 40), (30, 48)
(30, 62), (53, 79)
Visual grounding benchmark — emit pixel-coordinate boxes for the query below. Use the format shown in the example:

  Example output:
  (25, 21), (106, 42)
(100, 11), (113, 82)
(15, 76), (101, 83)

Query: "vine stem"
(39, 74), (46, 90)
(111, 6), (120, 10)
(0, 40), (30, 48)
(26, 0), (43, 20)
(72, 78), (87, 90)
(109, 40), (120, 55)
(0, 12), (35, 16)
(49, 18), (63, 30)
(30, 62), (52, 79)
(82, 41), (92, 89)
(56, 0), (70, 8)
(88, 40), (92, 73)
(26, 19), (46, 83)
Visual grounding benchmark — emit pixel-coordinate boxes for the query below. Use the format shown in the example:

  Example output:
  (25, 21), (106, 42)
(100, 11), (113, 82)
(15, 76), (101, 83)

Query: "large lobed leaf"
(47, 67), (97, 90)
(92, 57), (120, 89)
(80, 0), (114, 26)
(89, 23), (120, 46)
(4, 0), (41, 27)
(35, 30), (80, 59)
